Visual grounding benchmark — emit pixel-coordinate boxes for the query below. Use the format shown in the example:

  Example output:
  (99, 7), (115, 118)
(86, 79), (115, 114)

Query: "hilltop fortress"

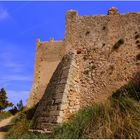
(27, 7), (140, 132)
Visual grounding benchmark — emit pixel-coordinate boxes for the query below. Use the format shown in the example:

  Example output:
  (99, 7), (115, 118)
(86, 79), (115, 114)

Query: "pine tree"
(17, 99), (24, 111)
(0, 88), (13, 112)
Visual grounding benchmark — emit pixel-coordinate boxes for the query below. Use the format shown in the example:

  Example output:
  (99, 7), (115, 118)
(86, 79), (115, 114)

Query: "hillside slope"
(6, 83), (140, 139)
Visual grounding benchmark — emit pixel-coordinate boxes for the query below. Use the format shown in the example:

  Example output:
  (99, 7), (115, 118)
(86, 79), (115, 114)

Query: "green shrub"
(8, 106), (18, 115)
(51, 105), (100, 139)
(136, 54), (140, 61)
(0, 111), (12, 121)
(113, 39), (124, 50)
(135, 34), (140, 39)
(5, 105), (43, 139)
(6, 113), (49, 139)
(69, 10), (76, 12)
(137, 44), (140, 49)
(112, 83), (140, 101)
(6, 119), (30, 139)
(136, 40), (140, 44)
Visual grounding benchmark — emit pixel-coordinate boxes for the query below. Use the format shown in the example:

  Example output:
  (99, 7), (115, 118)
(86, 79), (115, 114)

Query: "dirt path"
(0, 116), (14, 139)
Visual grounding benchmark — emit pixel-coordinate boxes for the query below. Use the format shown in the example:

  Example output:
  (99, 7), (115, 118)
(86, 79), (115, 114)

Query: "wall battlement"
(37, 38), (64, 45)
(36, 39), (64, 62)
(27, 7), (140, 132)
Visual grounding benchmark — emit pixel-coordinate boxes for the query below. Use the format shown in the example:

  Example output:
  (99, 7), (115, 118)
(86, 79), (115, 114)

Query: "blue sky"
(0, 1), (140, 107)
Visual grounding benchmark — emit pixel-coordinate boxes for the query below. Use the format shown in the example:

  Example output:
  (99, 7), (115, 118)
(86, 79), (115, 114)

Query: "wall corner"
(65, 10), (78, 52)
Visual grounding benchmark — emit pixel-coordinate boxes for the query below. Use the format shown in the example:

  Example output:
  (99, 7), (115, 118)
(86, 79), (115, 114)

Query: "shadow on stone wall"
(31, 52), (74, 132)
(112, 71), (140, 101)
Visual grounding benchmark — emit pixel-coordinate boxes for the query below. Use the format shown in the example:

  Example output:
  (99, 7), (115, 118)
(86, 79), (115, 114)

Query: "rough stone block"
(55, 98), (62, 104)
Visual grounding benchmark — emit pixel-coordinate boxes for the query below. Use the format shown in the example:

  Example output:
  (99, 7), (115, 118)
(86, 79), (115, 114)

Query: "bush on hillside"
(6, 104), (39, 139)
(8, 106), (18, 115)
(0, 111), (12, 121)
(112, 39), (124, 50)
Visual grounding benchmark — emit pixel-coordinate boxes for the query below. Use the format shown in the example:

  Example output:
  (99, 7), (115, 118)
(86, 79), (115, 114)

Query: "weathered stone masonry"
(32, 51), (80, 132)
(65, 8), (140, 104)
(27, 7), (140, 132)
(27, 39), (65, 108)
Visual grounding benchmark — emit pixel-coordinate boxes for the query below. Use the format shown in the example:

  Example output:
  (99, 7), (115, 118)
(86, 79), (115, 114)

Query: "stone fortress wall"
(65, 8), (140, 104)
(27, 7), (140, 132)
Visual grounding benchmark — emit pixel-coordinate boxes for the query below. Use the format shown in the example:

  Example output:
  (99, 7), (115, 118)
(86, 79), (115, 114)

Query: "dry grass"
(6, 84), (140, 139)
(51, 84), (140, 139)
(0, 112), (12, 121)
(84, 97), (140, 139)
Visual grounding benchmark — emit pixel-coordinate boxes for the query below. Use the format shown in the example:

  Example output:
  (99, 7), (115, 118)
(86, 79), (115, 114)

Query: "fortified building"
(27, 7), (140, 132)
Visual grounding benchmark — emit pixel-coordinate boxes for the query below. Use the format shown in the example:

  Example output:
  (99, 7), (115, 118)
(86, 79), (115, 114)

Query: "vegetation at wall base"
(5, 83), (140, 139)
